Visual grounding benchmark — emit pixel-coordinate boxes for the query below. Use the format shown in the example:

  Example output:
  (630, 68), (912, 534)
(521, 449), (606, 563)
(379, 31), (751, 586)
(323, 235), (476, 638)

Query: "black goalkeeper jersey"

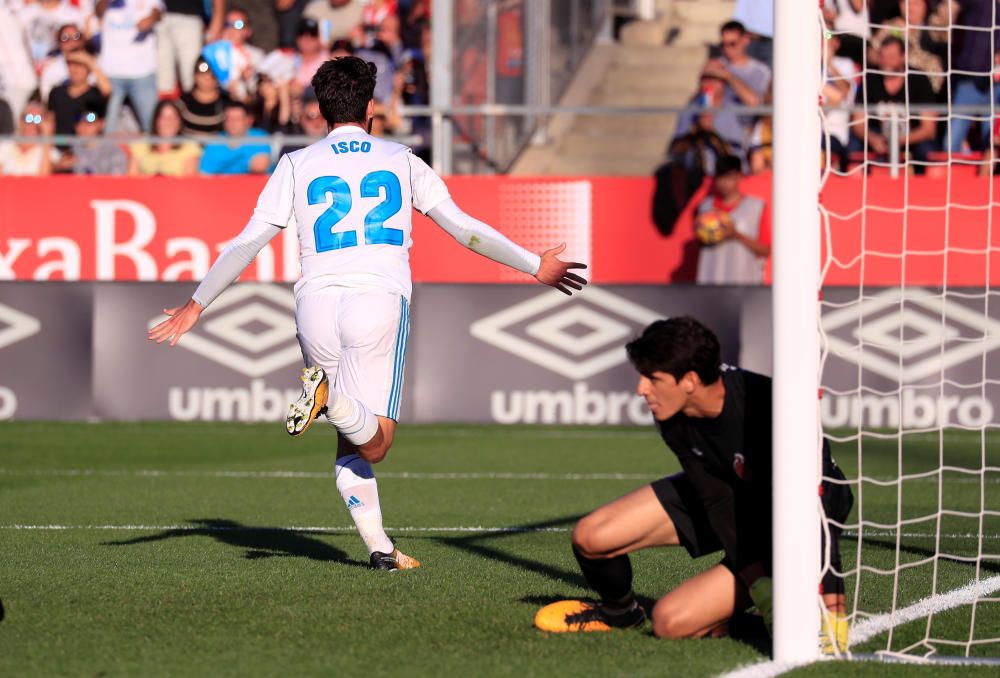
(655, 365), (849, 575)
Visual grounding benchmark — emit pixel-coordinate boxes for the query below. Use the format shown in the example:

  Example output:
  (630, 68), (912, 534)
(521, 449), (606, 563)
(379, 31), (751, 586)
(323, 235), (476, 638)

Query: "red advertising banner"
(1, 173), (998, 285)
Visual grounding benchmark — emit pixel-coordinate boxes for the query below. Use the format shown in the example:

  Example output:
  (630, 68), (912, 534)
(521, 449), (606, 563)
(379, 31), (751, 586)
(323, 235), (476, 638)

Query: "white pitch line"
(0, 468), (657, 481)
(716, 660), (811, 678)
(719, 575), (1000, 678)
(849, 574), (1000, 646)
(1, 467), (996, 484)
(0, 524), (572, 533)
(843, 530), (1000, 540)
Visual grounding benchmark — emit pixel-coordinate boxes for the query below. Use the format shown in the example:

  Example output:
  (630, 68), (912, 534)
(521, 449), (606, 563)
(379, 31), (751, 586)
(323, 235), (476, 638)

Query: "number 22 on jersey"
(307, 170), (404, 252)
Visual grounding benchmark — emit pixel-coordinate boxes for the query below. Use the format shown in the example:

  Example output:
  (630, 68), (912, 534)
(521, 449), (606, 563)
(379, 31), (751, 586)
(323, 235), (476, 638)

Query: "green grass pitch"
(0, 422), (997, 676)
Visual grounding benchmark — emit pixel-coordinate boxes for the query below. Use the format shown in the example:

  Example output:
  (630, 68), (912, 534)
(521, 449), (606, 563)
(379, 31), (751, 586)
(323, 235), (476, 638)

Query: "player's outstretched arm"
(426, 199), (588, 296)
(534, 242), (588, 296)
(147, 217), (282, 347)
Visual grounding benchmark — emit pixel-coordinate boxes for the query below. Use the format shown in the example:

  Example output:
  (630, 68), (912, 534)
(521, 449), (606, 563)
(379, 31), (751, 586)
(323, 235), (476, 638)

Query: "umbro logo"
(0, 302), (41, 351)
(346, 495), (364, 510)
(147, 284), (301, 378)
(470, 288), (661, 380)
(823, 288), (1000, 384)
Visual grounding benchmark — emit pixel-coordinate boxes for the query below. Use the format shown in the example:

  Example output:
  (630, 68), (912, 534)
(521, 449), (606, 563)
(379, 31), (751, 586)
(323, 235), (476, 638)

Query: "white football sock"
(325, 390), (379, 446)
(335, 454), (393, 555)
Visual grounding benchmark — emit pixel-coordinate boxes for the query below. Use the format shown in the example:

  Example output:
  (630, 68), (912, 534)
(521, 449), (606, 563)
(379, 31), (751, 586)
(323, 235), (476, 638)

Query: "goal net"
(816, 0), (1000, 664)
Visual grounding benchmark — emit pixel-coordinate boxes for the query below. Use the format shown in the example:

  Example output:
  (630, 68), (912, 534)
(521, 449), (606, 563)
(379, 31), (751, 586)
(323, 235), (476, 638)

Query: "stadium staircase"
(511, 0), (735, 177)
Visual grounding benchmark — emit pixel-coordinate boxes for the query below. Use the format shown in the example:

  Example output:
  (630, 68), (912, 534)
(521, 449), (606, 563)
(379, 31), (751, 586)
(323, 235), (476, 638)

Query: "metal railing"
(3, 103), (997, 177)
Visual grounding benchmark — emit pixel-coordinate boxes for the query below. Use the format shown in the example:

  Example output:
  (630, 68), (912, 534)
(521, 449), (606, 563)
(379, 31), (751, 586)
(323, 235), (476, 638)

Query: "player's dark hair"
(626, 317), (722, 385)
(312, 57), (377, 126)
(720, 20), (746, 35)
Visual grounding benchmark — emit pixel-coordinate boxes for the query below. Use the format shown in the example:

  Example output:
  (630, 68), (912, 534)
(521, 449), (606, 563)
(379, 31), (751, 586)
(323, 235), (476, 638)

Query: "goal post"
(771, 0), (824, 663)
(773, 0), (1000, 666)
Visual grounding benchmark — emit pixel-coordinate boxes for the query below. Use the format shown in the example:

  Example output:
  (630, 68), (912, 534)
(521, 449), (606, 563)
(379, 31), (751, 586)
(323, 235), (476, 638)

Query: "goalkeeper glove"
(748, 576), (774, 635)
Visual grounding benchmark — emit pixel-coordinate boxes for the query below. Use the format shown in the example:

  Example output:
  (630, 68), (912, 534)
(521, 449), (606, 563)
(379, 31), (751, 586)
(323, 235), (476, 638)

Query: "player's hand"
(748, 576), (774, 635)
(148, 299), (205, 347)
(534, 243), (588, 295)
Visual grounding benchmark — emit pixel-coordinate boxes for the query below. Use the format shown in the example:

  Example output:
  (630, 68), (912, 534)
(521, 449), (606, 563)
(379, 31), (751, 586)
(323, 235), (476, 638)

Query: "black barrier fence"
(0, 283), (997, 427)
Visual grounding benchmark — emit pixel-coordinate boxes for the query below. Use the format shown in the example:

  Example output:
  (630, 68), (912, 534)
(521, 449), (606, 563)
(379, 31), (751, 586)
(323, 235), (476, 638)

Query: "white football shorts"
(295, 287), (410, 421)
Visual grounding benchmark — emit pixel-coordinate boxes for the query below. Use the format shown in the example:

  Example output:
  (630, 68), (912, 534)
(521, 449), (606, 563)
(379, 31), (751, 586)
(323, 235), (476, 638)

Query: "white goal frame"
(772, 0), (823, 664)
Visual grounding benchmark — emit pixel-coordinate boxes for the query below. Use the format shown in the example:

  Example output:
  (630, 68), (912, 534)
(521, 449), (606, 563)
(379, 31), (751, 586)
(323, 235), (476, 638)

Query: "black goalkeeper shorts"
(651, 469), (850, 596)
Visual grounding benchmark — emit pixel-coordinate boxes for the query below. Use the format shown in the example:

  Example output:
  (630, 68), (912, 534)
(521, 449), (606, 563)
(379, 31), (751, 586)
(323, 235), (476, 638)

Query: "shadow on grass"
(103, 518), (367, 568)
(425, 514), (587, 589)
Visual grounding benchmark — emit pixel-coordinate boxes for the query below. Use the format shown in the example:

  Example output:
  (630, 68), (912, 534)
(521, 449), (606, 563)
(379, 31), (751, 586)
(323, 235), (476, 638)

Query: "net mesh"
(816, 0), (1000, 662)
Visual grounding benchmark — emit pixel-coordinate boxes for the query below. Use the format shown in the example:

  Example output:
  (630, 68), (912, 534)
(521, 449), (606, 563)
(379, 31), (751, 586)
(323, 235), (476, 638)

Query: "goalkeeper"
(535, 316), (853, 651)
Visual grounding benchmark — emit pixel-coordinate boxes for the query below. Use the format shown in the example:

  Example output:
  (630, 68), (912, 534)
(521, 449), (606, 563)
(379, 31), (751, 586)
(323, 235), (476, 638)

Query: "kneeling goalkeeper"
(535, 316), (853, 651)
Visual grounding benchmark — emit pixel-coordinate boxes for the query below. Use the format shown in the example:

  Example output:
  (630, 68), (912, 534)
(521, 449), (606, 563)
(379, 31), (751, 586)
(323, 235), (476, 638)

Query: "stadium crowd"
(0, 0), (431, 175)
(655, 0), (1000, 286)
(667, 0), (1000, 185)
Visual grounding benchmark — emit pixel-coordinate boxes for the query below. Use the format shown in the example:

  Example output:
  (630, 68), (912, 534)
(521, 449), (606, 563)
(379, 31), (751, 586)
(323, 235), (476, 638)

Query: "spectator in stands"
(199, 100), (271, 174)
(48, 48), (111, 137)
(210, 8), (266, 101)
(278, 91), (327, 154)
(871, 0), (905, 24)
(275, 0), (307, 48)
(362, 0), (396, 29)
(302, 0), (363, 44)
(948, 0), (998, 151)
(97, 0), (163, 133)
(732, 0), (773, 65)
(869, 0), (949, 95)
(250, 74), (292, 132)
(400, 0), (429, 49)
(178, 57), (231, 137)
(393, 52), (430, 161)
(823, 0), (869, 65)
(0, 101), (53, 176)
(747, 88), (772, 174)
(654, 83), (734, 237)
(823, 30), (858, 173)
(0, 97), (14, 135)
(71, 104), (128, 175)
(674, 71), (746, 162)
(0, 4), (40, 119)
(701, 21), (770, 157)
(293, 18), (330, 94)
(355, 25), (399, 103)
(157, 0), (224, 97)
(329, 37), (355, 57)
(227, 0), (280, 52)
(17, 0), (87, 64)
(129, 99), (203, 176)
(39, 23), (87, 103)
(693, 154), (771, 285)
(980, 116), (1000, 176)
(375, 12), (405, 65)
(851, 36), (938, 174)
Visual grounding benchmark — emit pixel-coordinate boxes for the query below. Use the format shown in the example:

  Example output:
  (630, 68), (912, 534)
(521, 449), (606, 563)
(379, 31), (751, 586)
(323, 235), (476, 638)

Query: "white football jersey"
(252, 126), (450, 300)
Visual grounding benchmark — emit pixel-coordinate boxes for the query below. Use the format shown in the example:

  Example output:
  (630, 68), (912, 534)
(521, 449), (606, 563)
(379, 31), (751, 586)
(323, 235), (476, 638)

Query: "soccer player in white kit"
(149, 57), (588, 570)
